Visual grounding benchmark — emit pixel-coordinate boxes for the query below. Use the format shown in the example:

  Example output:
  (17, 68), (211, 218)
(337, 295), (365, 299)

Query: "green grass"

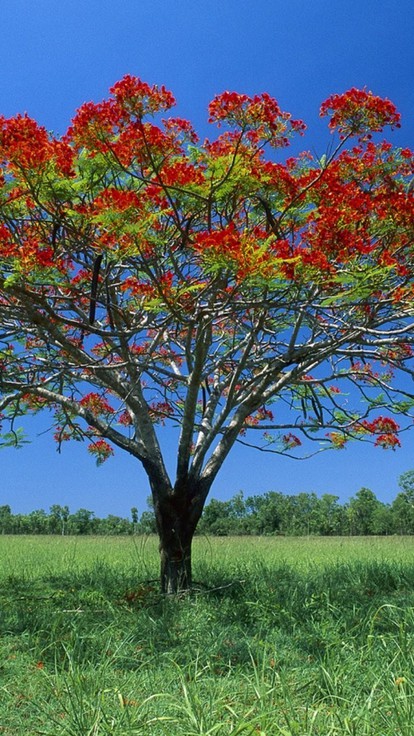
(1, 535), (414, 734)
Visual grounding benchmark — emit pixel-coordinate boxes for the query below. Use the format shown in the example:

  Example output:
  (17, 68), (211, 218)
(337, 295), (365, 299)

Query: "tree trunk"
(155, 491), (203, 594)
(159, 538), (193, 594)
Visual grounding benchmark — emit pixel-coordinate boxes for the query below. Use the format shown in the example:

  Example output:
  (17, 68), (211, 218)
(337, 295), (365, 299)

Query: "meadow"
(0, 535), (414, 734)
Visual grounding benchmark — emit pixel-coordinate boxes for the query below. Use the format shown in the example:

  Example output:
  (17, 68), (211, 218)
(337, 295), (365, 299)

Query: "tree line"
(0, 504), (153, 536)
(2, 471), (414, 537)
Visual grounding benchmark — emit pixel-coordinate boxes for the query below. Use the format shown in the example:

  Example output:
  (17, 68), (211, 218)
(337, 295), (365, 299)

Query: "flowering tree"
(0, 77), (413, 591)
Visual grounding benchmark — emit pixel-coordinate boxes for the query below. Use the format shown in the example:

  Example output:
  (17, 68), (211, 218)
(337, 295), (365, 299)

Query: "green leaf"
(0, 428), (28, 449)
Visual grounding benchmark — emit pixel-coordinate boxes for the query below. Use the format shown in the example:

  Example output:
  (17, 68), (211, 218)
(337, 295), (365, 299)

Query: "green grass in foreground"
(0, 535), (414, 734)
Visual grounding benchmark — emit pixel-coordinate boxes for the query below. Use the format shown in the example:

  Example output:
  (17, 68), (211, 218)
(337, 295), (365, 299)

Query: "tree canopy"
(0, 77), (413, 589)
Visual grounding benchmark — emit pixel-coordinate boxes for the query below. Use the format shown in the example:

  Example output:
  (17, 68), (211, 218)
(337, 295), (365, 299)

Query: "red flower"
(208, 90), (305, 148)
(194, 224), (240, 258)
(0, 114), (51, 169)
(67, 99), (121, 151)
(320, 88), (401, 140)
(159, 160), (205, 187)
(80, 393), (115, 417)
(88, 439), (114, 464)
(374, 434), (401, 449)
(50, 139), (75, 177)
(148, 402), (174, 425)
(282, 433), (302, 449)
(110, 75), (176, 116)
(93, 187), (141, 213)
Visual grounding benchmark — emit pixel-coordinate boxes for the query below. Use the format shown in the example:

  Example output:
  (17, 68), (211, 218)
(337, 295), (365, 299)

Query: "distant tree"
(388, 472), (414, 533)
(27, 509), (48, 534)
(287, 492), (318, 535)
(198, 498), (233, 535)
(49, 504), (70, 535)
(131, 506), (139, 534)
(0, 77), (413, 589)
(228, 491), (246, 520)
(348, 487), (384, 535)
(398, 470), (414, 501)
(391, 492), (414, 534)
(314, 494), (345, 535)
(68, 508), (95, 535)
(138, 510), (157, 534)
(0, 505), (12, 534)
(245, 492), (283, 535)
(101, 514), (130, 535)
(371, 503), (393, 535)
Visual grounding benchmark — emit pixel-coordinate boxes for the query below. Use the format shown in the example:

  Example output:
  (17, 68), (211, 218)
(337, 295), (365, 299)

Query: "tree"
(197, 497), (234, 535)
(370, 503), (393, 535)
(100, 513), (131, 535)
(27, 508), (48, 534)
(0, 77), (413, 591)
(138, 509), (157, 535)
(49, 504), (70, 535)
(0, 504), (12, 534)
(398, 470), (414, 501)
(348, 487), (384, 535)
(314, 494), (345, 535)
(131, 506), (139, 534)
(391, 492), (414, 534)
(67, 508), (95, 535)
(390, 470), (414, 533)
(245, 492), (284, 535)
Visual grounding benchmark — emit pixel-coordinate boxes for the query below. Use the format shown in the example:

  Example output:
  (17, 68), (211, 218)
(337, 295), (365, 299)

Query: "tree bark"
(159, 538), (193, 594)
(155, 488), (204, 594)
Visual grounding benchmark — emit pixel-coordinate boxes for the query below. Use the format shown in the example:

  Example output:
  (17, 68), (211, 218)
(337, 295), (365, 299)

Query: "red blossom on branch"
(109, 75), (176, 116)
(282, 433), (302, 449)
(0, 114), (51, 169)
(320, 88), (401, 140)
(208, 90), (305, 147)
(148, 402), (174, 425)
(374, 434), (401, 449)
(87, 439), (114, 465)
(79, 393), (115, 417)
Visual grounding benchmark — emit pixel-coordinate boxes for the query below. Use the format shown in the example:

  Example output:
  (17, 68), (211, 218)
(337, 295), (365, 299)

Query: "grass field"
(1, 535), (414, 734)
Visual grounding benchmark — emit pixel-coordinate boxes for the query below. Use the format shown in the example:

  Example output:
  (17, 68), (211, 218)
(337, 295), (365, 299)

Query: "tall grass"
(0, 536), (414, 734)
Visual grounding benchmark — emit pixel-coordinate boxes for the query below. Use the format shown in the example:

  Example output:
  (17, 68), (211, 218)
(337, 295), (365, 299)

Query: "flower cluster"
(0, 113), (75, 178)
(0, 114), (50, 169)
(355, 416), (401, 449)
(67, 75), (176, 157)
(320, 88), (401, 140)
(194, 224), (240, 259)
(148, 401), (174, 425)
(79, 392), (115, 417)
(159, 160), (205, 187)
(194, 225), (286, 281)
(326, 431), (348, 449)
(0, 224), (57, 270)
(109, 75), (176, 117)
(87, 439), (114, 465)
(282, 433), (302, 449)
(244, 407), (274, 429)
(162, 117), (199, 144)
(92, 187), (141, 213)
(325, 414), (401, 451)
(208, 91), (305, 148)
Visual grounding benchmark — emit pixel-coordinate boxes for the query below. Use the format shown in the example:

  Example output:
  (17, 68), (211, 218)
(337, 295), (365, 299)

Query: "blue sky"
(1, 0), (414, 517)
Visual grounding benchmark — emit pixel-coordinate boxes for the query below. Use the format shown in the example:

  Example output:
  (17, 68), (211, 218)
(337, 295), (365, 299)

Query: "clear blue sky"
(1, 0), (414, 516)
